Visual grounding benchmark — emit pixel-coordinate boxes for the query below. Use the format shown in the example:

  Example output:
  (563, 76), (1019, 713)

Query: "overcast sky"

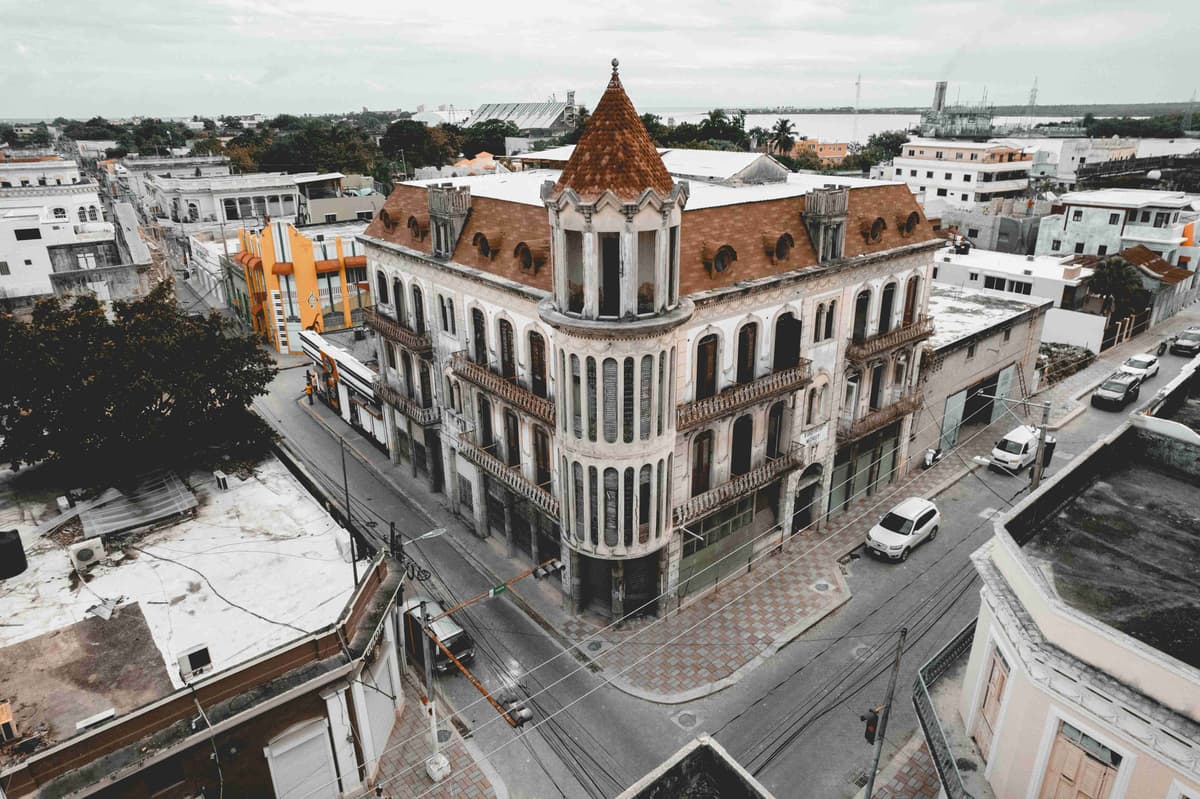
(0, 0), (1191, 119)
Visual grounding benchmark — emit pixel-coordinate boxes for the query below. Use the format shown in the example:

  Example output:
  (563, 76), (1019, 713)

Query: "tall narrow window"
(731, 415), (753, 476)
(658, 351), (667, 437)
(767, 401), (785, 458)
(392, 278), (405, 323)
(529, 332), (547, 398)
(471, 308), (487, 364)
(773, 313), (802, 369)
(565, 230), (584, 313)
(736, 323), (758, 384)
(603, 358), (618, 443)
(637, 230), (656, 314)
(878, 282), (896, 335)
(604, 468), (619, 547)
(498, 319), (515, 379)
(376, 271), (389, 305)
(402, 353), (414, 399)
(639, 465), (652, 533)
(668, 226), (678, 305)
(814, 304), (825, 342)
(572, 462), (584, 541)
(534, 427), (551, 487)
(411, 285), (426, 334)
(622, 357), (635, 443)
(570, 354), (582, 438)
(599, 233), (621, 317)
(695, 335), (718, 400)
(640, 355), (653, 440)
(586, 357), (597, 442)
(418, 364), (432, 409)
(853, 290), (871, 342)
(903, 276), (920, 326)
(825, 300), (836, 340)
(477, 395), (494, 449)
(504, 410), (520, 467)
(589, 466), (599, 545)
(691, 431), (713, 497)
(655, 459), (665, 539)
(623, 468), (635, 547)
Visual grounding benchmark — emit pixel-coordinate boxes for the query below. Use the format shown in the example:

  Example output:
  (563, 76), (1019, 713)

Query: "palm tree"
(1088, 256), (1144, 317)
(748, 126), (771, 152)
(769, 118), (796, 156)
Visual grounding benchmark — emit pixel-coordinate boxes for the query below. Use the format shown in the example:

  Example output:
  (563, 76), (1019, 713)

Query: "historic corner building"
(359, 62), (942, 618)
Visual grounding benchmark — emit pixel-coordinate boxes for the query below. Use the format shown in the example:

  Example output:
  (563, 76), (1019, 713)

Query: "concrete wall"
(304, 193), (385, 225)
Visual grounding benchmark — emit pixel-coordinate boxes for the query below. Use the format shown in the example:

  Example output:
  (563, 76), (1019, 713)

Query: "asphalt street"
(255, 325), (1195, 798)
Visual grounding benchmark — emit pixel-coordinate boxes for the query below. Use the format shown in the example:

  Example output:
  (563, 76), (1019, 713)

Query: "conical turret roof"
(552, 59), (674, 202)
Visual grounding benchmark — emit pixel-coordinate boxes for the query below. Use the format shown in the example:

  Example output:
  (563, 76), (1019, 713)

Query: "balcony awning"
(271, 261), (294, 276)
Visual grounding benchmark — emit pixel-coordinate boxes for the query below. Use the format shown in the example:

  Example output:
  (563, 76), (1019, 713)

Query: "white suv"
(866, 497), (941, 561)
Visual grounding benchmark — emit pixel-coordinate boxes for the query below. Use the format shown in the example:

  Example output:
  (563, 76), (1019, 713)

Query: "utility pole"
(864, 627), (908, 799)
(420, 599), (439, 755)
(392, 520), (406, 675)
(341, 436), (358, 587)
(1030, 399), (1051, 492)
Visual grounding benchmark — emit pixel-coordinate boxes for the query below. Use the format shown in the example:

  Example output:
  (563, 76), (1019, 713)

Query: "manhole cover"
(851, 643), (872, 659)
(676, 712), (696, 728)
(812, 580), (831, 593)
(587, 641), (603, 652)
(436, 729), (451, 744)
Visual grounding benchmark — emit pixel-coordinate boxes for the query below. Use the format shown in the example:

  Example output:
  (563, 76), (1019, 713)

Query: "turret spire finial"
(609, 58), (620, 87)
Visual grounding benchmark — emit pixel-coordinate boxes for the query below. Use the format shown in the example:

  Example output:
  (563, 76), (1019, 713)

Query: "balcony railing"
(673, 444), (803, 527)
(837, 391), (922, 444)
(914, 620), (978, 799)
(677, 362), (812, 432)
(373, 377), (440, 426)
(362, 306), (432, 355)
(449, 351), (555, 427)
(845, 316), (934, 363)
(458, 433), (559, 518)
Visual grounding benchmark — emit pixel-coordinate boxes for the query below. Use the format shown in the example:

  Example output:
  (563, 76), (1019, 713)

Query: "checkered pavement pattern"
(370, 674), (497, 799)
(868, 735), (940, 799)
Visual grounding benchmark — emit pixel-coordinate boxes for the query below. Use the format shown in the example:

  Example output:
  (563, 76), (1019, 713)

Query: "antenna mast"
(853, 73), (862, 144)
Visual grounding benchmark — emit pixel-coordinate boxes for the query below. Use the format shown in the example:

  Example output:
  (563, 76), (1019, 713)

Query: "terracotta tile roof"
(1121, 244), (1193, 285)
(552, 60), (673, 202)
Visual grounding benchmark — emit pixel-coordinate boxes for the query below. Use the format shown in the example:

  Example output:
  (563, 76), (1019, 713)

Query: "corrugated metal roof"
(473, 101), (570, 131)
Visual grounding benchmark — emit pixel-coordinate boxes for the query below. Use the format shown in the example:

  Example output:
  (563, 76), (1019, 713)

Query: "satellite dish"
(1146, 169), (1163, 181)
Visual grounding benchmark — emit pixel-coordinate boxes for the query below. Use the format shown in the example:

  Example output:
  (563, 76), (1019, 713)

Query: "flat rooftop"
(937, 245), (1093, 283)
(1021, 460), (1200, 671)
(294, 218), (369, 241)
(402, 167), (893, 210)
(927, 283), (1049, 349)
(0, 456), (355, 767)
(1060, 188), (1198, 210)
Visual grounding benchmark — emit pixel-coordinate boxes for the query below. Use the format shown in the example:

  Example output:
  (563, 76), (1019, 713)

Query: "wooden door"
(1037, 727), (1118, 799)
(973, 649), (1009, 761)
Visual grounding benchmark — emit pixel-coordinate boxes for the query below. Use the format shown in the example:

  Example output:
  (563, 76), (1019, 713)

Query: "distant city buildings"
(1034, 188), (1199, 266)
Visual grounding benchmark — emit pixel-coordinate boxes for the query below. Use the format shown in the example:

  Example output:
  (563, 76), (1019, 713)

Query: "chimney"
(933, 81), (948, 112)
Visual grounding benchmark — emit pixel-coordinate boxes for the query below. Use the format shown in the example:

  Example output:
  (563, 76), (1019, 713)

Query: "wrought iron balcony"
(677, 362), (813, 432)
(373, 377), (440, 426)
(449, 351), (555, 427)
(914, 620), (986, 799)
(845, 316), (934, 363)
(837, 391), (922, 444)
(362, 306), (432, 355)
(458, 433), (559, 518)
(673, 444), (804, 527)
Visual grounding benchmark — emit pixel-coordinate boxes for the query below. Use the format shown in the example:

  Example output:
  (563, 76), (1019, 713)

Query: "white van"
(989, 425), (1041, 474)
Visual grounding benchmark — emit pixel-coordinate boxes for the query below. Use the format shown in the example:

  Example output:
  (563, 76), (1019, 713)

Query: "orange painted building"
(791, 139), (849, 166)
(236, 221), (371, 353)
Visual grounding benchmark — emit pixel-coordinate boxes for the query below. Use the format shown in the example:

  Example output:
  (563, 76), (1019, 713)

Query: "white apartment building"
(360, 63), (941, 618)
(871, 139), (1033, 212)
(933, 243), (1093, 309)
(916, 366), (1200, 799)
(1034, 188), (1200, 267)
(1001, 137), (1137, 187)
(144, 172), (306, 231)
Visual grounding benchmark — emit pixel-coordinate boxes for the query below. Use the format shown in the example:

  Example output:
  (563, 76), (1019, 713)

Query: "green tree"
(769, 118), (796, 155)
(268, 114), (306, 131)
(776, 148), (824, 171)
(641, 113), (670, 145)
(201, 118), (217, 132)
(190, 137), (224, 157)
(1089, 256), (1146, 317)
(0, 124), (16, 146)
(748, 126), (771, 151)
(461, 119), (521, 159)
(0, 285), (276, 480)
(863, 130), (908, 160)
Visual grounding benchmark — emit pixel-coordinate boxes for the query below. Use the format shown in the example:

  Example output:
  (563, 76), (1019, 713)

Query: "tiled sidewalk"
(371, 673), (499, 799)
(855, 732), (940, 799)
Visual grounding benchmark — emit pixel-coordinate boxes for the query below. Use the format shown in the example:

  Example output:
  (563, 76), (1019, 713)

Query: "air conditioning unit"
(178, 645), (213, 682)
(0, 700), (18, 742)
(69, 538), (106, 571)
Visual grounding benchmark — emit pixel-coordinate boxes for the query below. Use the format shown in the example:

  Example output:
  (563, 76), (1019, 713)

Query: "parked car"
(1118, 353), (1160, 384)
(400, 597), (476, 673)
(1169, 328), (1200, 357)
(1090, 373), (1141, 410)
(865, 497), (940, 562)
(990, 425), (1040, 474)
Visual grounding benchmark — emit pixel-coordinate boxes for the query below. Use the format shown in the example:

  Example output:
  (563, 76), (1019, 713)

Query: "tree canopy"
(1089, 256), (1148, 318)
(0, 285), (276, 480)
(461, 119), (520, 159)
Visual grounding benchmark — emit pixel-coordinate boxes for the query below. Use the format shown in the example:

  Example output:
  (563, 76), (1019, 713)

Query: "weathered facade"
(361, 62), (941, 618)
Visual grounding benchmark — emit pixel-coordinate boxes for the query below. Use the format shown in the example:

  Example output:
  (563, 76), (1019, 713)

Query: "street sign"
(489, 584), (507, 598)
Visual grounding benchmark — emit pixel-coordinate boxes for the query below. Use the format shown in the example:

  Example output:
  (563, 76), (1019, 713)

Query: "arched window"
(878, 282), (897, 336)
(376, 271), (389, 305)
(731, 415), (753, 476)
(852, 289), (871, 342)
(77, 207), (87, 222)
(470, 308), (487, 364)
(529, 331), (547, 398)
(774, 312), (802, 369)
(775, 233), (794, 262)
(504, 409), (520, 467)
(411, 285), (426, 334)
(392, 278), (405, 322)
(534, 427), (551, 487)
(638, 465), (652, 541)
(603, 467), (619, 547)
(186, 202), (199, 223)
(623, 467), (635, 547)
(813, 304), (825, 343)
(476, 395), (494, 449)
(713, 245), (737, 274)
(903, 275), (921, 326)
(767, 401), (785, 458)
(736, 322), (757, 385)
(498, 318), (515, 379)
(825, 300), (836, 340)
(87, 206), (98, 221)
(472, 232), (491, 258)
(603, 358), (618, 443)
(52, 207), (66, 220)
(572, 462), (584, 541)
(806, 387), (819, 425)
(691, 431), (713, 497)
(695, 334), (718, 400)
